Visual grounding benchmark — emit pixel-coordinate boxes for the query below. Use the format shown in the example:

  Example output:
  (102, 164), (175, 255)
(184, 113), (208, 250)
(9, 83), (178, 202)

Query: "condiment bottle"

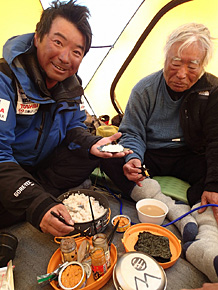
(92, 233), (111, 268)
(60, 237), (77, 263)
(90, 247), (107, 280)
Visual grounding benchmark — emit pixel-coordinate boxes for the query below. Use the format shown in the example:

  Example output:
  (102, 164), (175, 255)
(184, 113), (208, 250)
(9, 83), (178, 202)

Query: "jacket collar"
(189, 72), (218, 93)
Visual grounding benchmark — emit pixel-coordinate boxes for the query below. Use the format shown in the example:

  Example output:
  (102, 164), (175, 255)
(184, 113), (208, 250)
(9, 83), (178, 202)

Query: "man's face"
(34, 16), (85, 89)
(163, 42), (205, 92)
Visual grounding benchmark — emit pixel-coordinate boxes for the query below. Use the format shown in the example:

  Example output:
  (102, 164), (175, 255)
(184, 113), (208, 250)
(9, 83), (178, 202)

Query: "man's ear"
(34, 33), (39, 47)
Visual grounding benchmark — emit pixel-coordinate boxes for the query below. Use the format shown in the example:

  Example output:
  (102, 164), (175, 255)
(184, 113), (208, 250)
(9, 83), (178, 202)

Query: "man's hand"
(181, 282), (218, 290)
(123, 158), (145, 186)
(90, 132), (132, 158)
(198, 191), (218, 224)
(40, 204), (74, 236)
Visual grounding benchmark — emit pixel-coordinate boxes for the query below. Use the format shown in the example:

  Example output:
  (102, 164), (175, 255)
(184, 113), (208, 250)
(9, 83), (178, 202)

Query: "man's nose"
(176, 65), (188, 79)
(59, 49), (70, 64)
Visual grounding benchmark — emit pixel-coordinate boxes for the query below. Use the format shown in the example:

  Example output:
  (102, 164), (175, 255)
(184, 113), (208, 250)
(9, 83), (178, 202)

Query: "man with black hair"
(0, 0), (130, 236)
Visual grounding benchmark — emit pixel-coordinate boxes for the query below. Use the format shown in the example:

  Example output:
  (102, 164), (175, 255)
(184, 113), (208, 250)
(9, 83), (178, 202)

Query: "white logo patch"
(13, 180), (35, 197)
(17, 100), (40, 115)
(0, 98), (10, 121)
(199, 91), (209, 96)
(16, 83), (39, 115)
(80, 95), (85, 111)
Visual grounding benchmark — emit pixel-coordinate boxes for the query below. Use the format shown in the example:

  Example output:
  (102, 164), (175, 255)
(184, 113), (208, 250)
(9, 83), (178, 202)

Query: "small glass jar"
(92, 233), (111, 268)
(60, 237), (77, 263)
(90, 247), (107, 280)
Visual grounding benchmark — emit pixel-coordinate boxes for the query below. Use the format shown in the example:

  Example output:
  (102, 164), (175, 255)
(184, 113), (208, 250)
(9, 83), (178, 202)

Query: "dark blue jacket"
(0, 33), (100, 228)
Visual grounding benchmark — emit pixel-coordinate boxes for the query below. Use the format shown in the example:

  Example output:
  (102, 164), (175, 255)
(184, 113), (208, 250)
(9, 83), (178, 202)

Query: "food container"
(113, 251), (167, 290)
(111, 215), (131, 233)
(60, 237), (77, 263)
(122, 223), (181, 269)
(90, 247), (107, 280)
(48, 238), (118, 290)
(92, 233), (110, 268)
(0, 232), (18, 267)
(58, 189), (110, 236)
(136, 198), (168, 225)
(58, 261), (87, 290)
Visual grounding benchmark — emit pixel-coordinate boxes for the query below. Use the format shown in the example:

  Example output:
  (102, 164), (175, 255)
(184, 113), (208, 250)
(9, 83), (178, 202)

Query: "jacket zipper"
(34, 111), (45, 150)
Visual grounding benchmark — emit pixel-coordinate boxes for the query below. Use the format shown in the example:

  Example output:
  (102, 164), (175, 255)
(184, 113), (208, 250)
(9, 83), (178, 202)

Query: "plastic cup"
(136, 198), (168, 225)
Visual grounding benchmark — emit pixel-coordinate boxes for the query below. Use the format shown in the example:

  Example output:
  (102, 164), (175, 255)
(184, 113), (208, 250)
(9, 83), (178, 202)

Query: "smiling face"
(34, 16), (85, 89)
(163, 42), (205, 92)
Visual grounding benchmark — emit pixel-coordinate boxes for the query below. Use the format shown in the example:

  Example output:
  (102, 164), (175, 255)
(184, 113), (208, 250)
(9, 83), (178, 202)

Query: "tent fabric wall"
(0, 0), (42, 58)
(1, 0), (218, 120)
(84, 0), (218, 119)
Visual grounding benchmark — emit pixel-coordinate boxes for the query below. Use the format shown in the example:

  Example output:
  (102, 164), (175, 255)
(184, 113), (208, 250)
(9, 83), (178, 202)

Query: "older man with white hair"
(101, 22), (218, 282)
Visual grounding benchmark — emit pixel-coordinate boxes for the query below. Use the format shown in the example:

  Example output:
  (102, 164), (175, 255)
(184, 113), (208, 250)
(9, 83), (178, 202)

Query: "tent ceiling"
(84, 0), (218, 118)
(1, 0), (218, 120)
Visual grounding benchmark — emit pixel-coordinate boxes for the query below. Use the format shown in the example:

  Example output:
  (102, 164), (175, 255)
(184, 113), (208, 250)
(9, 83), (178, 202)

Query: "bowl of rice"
(58, 189), (110, 236)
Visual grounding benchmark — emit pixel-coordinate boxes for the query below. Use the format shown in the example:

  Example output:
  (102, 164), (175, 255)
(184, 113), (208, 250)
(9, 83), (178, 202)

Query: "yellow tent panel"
(0, 0), (42, 57)
(1, 0), (218, 120)
(84, 0), (218, 118)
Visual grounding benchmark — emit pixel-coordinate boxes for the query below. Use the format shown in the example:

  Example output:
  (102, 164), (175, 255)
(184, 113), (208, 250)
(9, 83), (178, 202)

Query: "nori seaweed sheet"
(134, 231), (172, 263)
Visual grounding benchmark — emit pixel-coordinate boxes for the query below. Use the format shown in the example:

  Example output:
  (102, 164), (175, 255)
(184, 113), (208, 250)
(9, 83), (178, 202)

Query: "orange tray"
(122, 223), (181, 269)
(47, 238), (117, 290)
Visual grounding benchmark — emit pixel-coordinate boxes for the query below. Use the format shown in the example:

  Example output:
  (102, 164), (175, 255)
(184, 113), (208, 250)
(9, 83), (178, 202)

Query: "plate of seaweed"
(122, 223), (181, 269)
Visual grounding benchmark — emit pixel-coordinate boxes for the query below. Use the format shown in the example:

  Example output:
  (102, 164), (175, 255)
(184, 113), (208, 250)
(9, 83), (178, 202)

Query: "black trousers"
(34, 143), (100, 197)
(100, 146), (207, 207)
(0, 144), (100, 228)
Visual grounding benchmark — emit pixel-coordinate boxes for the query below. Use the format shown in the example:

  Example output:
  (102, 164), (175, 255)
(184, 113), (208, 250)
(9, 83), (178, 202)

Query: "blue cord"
(100, 171), (218, 227)
(162, 204), (218, 227)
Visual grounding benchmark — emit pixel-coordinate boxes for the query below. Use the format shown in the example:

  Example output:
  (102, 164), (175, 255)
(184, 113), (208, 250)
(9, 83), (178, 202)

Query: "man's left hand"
(199, 191), (218, 224)
(90, 132), (133, 158)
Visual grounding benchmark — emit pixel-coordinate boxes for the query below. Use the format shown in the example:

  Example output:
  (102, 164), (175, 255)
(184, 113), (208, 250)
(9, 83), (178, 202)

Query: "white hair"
(164, 23), (214, 68)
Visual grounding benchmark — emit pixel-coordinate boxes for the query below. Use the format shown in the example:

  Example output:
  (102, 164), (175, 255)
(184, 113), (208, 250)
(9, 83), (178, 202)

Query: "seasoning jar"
(90, 247), (107, 280)
(92, 233), (111, 268)
(60, 237), (77, 263)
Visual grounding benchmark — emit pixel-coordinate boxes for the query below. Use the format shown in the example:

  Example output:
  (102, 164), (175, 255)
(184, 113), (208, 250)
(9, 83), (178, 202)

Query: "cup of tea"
(136, 198), (168, 225)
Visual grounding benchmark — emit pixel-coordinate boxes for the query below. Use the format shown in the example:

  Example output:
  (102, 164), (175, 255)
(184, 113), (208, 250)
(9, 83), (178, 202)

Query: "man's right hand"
(40, 204), (74, 236)
(123, 158), (145, 186)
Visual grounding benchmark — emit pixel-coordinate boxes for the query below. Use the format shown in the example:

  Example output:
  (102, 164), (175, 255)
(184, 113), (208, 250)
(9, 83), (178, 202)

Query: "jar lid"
(113, 251), (167, 290)
(60, 237), (76, 251)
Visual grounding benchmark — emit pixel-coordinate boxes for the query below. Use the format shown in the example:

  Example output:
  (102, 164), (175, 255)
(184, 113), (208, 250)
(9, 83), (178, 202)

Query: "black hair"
(35, 0), (92, 55)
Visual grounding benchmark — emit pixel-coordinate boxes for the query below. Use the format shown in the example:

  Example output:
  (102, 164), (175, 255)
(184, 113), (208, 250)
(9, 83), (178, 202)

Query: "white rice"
(63, 192), (107, 223)
(100, 144), (124, 152)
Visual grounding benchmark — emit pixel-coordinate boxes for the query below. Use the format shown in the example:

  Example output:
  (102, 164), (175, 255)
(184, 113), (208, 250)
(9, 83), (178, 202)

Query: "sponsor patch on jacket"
(80, 95), (85, 111)
(16, 83), (40, 115)
(0, 98), (10, 121)
(198, 91), (209, 96)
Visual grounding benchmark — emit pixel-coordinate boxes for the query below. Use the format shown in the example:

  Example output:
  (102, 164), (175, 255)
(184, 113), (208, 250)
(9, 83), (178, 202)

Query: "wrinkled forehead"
(169, 41), (205, 63)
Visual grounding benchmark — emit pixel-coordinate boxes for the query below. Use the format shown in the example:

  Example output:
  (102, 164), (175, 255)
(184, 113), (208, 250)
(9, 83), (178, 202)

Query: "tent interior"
(1, 1), (218, 289)
(85, 0), (218, 118)
(2, 0), (218, 121)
